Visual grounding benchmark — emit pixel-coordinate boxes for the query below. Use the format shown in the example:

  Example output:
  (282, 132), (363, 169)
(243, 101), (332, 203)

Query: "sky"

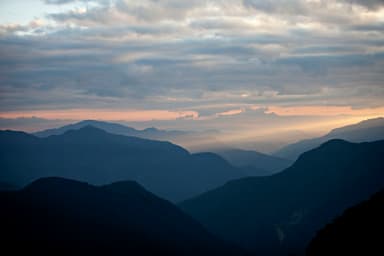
(0, 0), (383, 151)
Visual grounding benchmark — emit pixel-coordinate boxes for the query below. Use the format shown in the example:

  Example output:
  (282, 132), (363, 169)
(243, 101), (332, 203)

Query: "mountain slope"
(0, 181), (17, 190)
(33, 119), (220, 152)
(33, 119), (188, 139)
(307, 189), (384, 256)
(274, 117), (384, 160)
(180, 139), (384, 255)
(0, 126), (244, 201)
(0, 177), (243, 255)
(213, 148), (292, 175)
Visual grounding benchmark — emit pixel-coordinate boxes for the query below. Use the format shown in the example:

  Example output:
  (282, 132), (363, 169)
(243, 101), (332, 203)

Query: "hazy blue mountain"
(33, 119), (221, 152)
(0, 177), (243, 255)
(307, 189), (384, 256)
(274, 117), (384, 160)
(34, 119), (188, 139)
(0, 126), (245, 201)
(180, 139), (384, 255)
(212, 148), (292, 175)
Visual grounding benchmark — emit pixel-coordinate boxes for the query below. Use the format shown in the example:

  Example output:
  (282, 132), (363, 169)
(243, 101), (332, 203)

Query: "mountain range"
(34, 119), (189, 139)
(32, 120), (294, 175)
(274, 117), (384, 160)
(212, 148), (292, 175)
(0, 126), (246, 202)
(0, 177), (243, 255)
(33, 119), (220, 153)
(180, 139), (384, 255)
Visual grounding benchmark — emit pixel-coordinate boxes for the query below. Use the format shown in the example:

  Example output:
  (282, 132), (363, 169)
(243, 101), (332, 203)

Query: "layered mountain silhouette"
(0, 177), (243, 255)
(213, 148), (292, 175)
(274, 117), (384, 160)
(180, 139), (384, 255)
(0, 126), (246, 201)
(34, 119), (188, 139)
(33, 119), (220, 151)
(307, 189), (384, 256)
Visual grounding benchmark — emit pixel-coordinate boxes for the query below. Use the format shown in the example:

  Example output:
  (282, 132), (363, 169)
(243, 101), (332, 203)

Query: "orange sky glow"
(0, 109), (199, 122)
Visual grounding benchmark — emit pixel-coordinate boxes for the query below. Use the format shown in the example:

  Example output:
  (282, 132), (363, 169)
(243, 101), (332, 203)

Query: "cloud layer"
(0, 0), (383, 138)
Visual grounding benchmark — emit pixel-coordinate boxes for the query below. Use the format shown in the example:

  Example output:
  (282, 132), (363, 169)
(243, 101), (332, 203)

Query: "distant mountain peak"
(70, 125), (107, 133)
(274, 117), (384, 160)
(319, 138), (351, 147)
(143, 127), (159, 132)
(33, 119), (188, 140)
(59, 125), (109, 138)
(328, 117), (384, 135)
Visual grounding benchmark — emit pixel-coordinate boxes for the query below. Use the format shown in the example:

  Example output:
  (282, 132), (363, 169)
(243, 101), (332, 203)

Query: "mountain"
(0, 181), (17, 190)
(274, 117), (384, 160)
(180, 139), (384, 255)
(307, 189), (384, 256)
(0, 177), (243, 255)
(212, 148), (292, 175)
(0, 126), (245, 202)
(34, 119), (188, 139)
(33, 119), (220, 152)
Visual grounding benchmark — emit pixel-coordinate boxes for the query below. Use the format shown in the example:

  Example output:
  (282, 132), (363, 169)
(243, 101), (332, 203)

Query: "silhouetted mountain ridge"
(180, 139), (384, 255)
(34, 120), (188, 139)
(307, 189), (384, 255)
(0, 177), (243, 255)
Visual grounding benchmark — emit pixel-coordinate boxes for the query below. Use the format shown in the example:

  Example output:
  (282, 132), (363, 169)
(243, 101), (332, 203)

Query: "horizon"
(1, 0), (384, 151)
(1, 116), (383, 154)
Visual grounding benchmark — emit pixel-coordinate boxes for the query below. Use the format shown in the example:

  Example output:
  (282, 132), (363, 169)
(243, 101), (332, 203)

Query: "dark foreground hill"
(180, 139), (384, 255)
(307, 189), (384, 256)
(0, 126), (245, 201)
(0, 177), (243, 256)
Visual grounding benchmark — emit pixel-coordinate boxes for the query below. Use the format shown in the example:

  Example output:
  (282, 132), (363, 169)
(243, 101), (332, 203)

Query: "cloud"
(44, 0), (105, 4)
(0, 109), (199, 122)
(44, 0), (75, 4)
(0, 0), (383, 138)
(242, 0), (307, 15)
(344, 0), (384, 10)
(0, 117), (73, 132)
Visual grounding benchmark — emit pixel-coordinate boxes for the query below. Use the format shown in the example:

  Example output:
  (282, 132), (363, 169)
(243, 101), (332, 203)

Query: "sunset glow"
(0, 0), (383, 150)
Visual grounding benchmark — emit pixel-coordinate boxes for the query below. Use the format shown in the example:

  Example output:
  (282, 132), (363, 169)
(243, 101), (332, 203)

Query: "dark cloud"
(276, 53), (382, 75)
(349, 23), (384, 32)
(345, 0), (384, 10)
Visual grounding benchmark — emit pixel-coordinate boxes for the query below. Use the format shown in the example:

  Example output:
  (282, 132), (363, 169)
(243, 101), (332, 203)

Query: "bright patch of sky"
(0, 0), (103, 25)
